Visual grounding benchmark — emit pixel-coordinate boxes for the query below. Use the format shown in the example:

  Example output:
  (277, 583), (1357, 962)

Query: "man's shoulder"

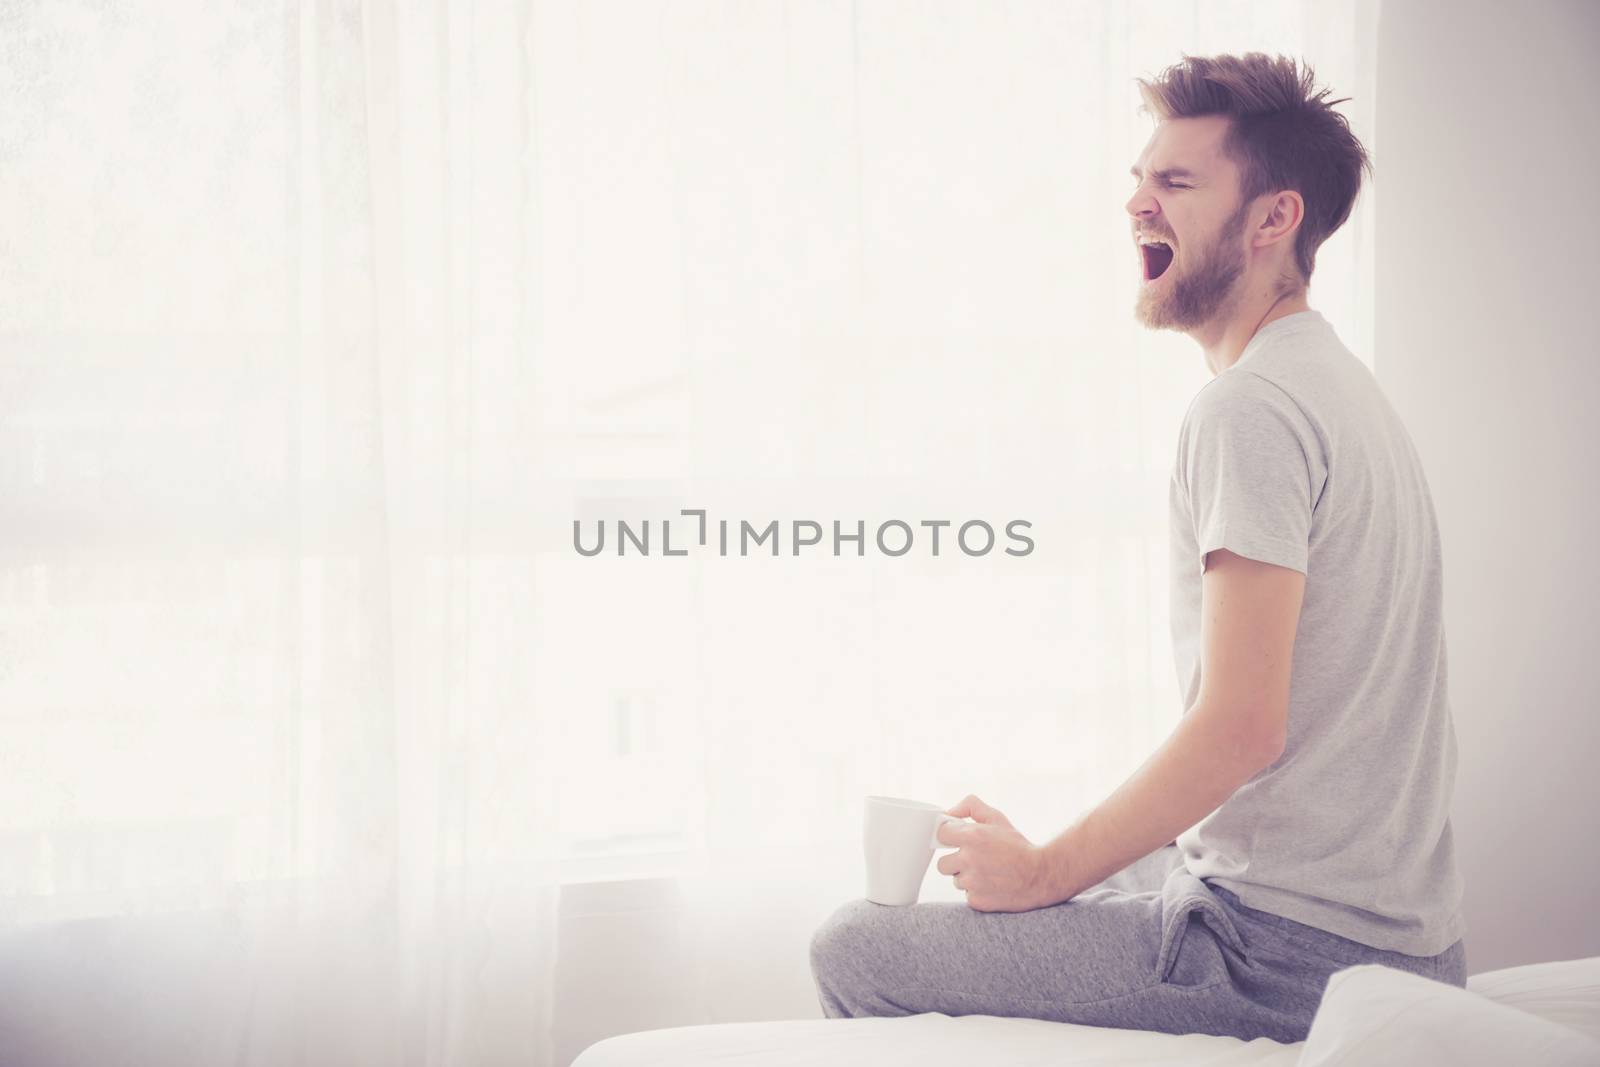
(1180, 368), (1313, 442)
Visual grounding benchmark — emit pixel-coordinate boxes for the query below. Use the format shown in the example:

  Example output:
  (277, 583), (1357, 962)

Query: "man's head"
(1125, 53), (1373, 332)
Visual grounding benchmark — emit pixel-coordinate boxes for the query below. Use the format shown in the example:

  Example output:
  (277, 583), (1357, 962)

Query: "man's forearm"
(1038, 701), (1285, 903)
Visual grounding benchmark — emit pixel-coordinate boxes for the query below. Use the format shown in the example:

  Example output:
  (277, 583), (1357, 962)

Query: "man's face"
(1126, 116), (1253, 332)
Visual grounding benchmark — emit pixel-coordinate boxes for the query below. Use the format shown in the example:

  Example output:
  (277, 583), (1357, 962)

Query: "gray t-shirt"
(1168, 308), (1464, 956)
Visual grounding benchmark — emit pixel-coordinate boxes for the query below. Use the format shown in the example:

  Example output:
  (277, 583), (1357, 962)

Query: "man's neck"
(1197, 288), (1311, 377)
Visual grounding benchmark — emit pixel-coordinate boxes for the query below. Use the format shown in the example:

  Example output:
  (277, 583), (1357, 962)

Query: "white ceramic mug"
(863, 795), (970, 906)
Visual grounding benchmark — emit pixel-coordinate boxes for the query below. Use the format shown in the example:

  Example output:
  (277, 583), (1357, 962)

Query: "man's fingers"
(945, 793), (992, 819)
(965, 795), (1015, 830)
(936, 851), (961, 876)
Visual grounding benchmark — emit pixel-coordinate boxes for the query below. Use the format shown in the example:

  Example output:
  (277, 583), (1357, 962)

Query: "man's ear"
(1256, 189), (1304, 247)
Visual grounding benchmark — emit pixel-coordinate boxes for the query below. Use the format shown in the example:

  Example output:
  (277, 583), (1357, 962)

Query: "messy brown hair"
(1135, 53), (1373, 289)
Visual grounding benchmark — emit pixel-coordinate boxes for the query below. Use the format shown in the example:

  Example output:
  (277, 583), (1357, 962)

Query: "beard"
(1134, 198), (1251, 332)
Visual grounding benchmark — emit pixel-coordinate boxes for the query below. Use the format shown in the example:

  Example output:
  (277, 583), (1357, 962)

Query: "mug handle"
(930, 813), (969, 849)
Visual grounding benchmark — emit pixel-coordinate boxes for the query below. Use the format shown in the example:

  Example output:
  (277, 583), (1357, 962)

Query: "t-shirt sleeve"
(1178, 374), (1324, 575)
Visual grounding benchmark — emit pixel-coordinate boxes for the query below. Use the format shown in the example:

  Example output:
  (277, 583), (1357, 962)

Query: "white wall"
(1375, 0), (1600, 971)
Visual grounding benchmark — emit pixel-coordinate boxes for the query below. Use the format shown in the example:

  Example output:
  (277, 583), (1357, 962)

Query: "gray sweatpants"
(808, 846), (1465, 1044)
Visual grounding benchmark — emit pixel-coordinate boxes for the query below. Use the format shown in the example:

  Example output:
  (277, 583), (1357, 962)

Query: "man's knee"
(809, 898), (877, 979)
(809, 898), (890, 1018)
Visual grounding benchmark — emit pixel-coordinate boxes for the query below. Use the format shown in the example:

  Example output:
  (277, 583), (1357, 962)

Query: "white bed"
(574, 1011), (1301, 1066)
(572, 956), (1600, 1067)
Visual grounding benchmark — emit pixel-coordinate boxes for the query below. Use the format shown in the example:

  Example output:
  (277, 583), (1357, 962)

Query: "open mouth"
(1140, 240), (1175, 283)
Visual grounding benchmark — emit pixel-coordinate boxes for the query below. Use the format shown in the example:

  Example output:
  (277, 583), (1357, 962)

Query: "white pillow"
(1299, 964), (1600, 1067)
(1468, 956), (1600, 1043)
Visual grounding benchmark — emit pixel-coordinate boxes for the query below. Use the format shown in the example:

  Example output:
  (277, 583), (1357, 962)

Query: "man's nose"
(1125, 185), (1158, 220)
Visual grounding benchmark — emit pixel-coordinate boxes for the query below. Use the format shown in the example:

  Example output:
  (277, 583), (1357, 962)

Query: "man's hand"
(934, 794), (1067, 913)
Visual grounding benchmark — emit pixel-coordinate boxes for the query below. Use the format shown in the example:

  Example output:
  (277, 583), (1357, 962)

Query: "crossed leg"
(808, 849), (1287, 1039)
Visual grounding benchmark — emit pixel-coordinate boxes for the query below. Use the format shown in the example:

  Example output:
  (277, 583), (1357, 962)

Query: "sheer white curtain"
(0, 1), (1376, 1064)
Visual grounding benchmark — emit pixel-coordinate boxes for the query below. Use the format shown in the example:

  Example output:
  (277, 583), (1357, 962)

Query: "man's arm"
(1039, 547), (1305, 902)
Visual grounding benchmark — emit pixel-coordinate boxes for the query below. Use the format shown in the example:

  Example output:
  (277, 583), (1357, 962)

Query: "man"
(809, 52), (1466, 1044)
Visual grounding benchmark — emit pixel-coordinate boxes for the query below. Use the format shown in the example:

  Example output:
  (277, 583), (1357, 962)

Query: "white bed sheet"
(571, 1011), (1304, 1067)
(571, 956), (1600, 1066)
